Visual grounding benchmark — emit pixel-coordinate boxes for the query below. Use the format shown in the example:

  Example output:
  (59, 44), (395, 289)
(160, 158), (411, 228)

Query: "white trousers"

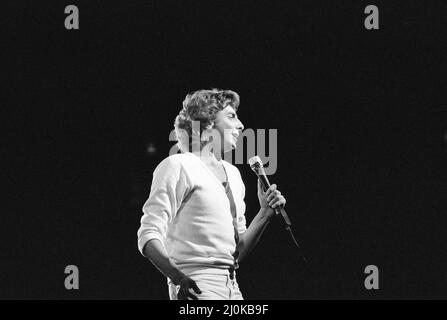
(168, 272), (244, 300)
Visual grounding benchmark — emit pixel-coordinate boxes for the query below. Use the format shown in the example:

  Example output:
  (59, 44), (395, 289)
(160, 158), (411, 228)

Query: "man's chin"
(223, 143), (236, 153)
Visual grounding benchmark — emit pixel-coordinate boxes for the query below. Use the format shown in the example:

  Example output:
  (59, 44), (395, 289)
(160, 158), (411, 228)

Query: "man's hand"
(257, 179), (286, 217)
(177, 276), (202, 300)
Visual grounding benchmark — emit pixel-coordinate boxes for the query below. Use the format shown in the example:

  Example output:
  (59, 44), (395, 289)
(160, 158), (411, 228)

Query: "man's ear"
(200, 122), (214, 141)
(202, 122), (222, 143)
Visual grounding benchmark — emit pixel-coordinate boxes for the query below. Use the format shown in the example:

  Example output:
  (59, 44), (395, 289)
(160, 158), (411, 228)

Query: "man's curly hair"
(174, 88), (240, 152)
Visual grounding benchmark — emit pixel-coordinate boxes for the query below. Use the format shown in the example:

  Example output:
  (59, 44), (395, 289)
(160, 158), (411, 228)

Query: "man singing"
(137, 89), (286, 300)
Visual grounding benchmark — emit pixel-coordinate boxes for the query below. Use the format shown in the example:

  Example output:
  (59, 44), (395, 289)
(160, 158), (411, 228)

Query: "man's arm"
(236, 207), (273, 263)
(137, 157), (201, 299)
(142, 239), (202, 299)
(142, 239), (186, 285)
(236, 179), (286, 263)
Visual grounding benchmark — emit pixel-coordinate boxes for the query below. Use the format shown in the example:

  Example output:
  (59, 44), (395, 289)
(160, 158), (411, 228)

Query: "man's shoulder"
(165, 152), (192, 163)
(155, 153), (193, 171)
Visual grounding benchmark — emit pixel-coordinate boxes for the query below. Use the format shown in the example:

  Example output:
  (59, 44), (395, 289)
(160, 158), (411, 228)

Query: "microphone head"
(248, 156), (264, 175)
(248, 155), (263, 167)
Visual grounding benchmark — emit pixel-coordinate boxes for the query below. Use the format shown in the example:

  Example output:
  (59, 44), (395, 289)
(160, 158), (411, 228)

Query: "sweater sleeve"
(137, 156), (190, 255)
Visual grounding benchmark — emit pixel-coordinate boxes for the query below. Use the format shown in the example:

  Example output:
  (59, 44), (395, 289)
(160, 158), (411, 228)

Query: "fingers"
(258, 181), (286, 209)
(177, 288), (187, 300)
(270, 196), (286, 208)
(178, 278), (201, 300)
(259, 180), (276, 194)
(191, 282), (202, 294)
(178, 287), (199, 300)
(266, 187), (280, 202)
(267, 184), (277, 195)
(186, 291), (199, 300)
(266, 186), (286, 209)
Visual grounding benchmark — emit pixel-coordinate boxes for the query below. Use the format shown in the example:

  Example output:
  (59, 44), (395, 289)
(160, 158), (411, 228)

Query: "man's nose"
(237, 120), (244, 131)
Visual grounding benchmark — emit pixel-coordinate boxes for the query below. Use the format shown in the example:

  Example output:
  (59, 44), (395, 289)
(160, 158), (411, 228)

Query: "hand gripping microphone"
(248, 155), (292, 229)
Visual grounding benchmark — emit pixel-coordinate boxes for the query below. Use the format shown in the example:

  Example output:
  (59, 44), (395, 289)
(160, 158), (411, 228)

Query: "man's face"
(212, 106), (244, 152)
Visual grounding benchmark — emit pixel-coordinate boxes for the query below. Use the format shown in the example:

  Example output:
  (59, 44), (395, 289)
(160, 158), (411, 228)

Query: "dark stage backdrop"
(3, 0), (447, 299)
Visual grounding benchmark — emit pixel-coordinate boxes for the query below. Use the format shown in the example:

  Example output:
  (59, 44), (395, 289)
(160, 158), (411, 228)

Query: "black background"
(3, 0), (447, 299)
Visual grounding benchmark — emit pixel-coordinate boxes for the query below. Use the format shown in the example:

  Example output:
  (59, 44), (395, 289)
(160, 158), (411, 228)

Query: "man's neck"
(192, 143), (223, 166)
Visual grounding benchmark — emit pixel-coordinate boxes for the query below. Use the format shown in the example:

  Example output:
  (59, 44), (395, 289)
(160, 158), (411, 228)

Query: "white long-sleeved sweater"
(137, 152), (247, 276)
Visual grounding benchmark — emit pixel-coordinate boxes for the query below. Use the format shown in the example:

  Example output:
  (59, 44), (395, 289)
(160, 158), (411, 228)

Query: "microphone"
(248, 155), (292, 229)
(248, 156), (308, 265)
